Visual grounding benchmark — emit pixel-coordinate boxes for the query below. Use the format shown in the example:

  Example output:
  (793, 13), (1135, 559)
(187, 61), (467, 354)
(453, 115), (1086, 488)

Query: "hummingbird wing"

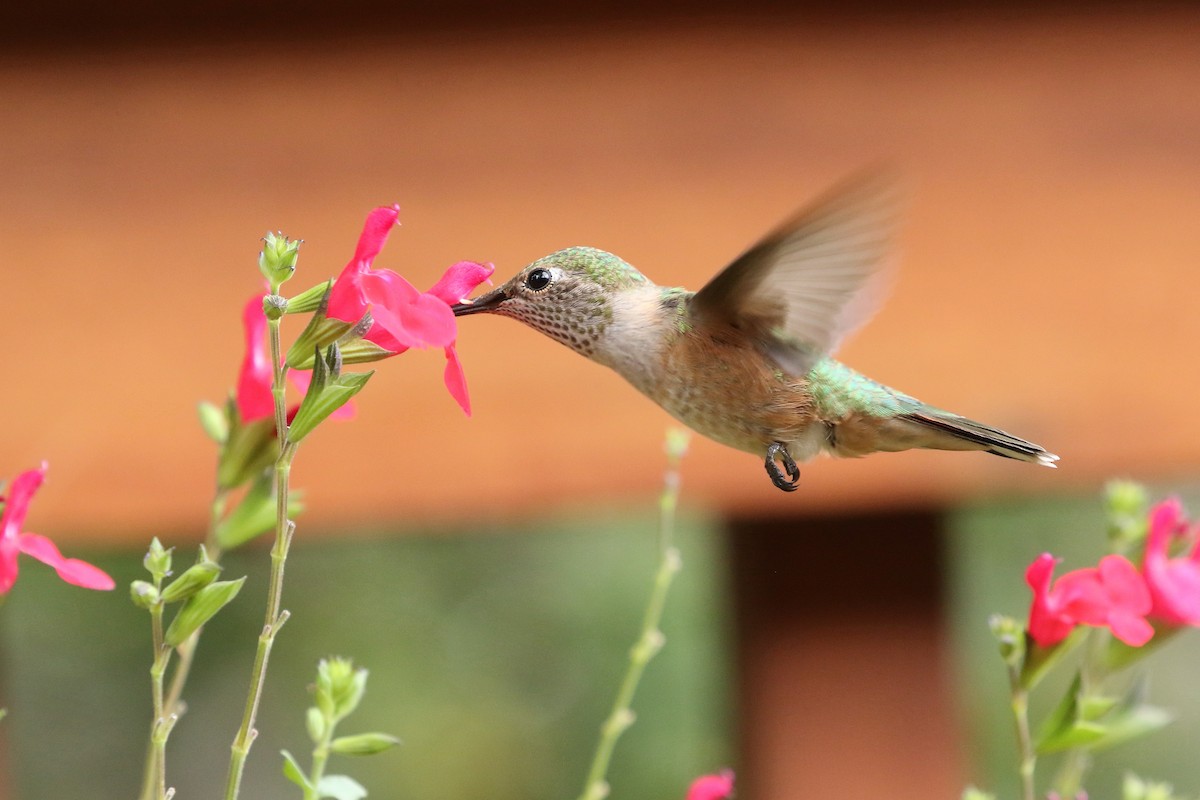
(690, 171), (901, 376)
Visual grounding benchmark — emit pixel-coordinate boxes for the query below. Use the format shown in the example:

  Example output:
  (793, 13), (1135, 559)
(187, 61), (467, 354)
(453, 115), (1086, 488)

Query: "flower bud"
(263, 294), (288, 321)
(305, 706), (326, 744)
(259, 231), (300, 289)
(159, 546), (222, 604)
(197, 401), (230, 444)
(144, 538), (173, 583)
(130, 580), (160, 609)
(330, 733), (401, 756)
(1106, 480), (1149, 553)
(164, 577), (246, 647)
(315, 657), (367, 722)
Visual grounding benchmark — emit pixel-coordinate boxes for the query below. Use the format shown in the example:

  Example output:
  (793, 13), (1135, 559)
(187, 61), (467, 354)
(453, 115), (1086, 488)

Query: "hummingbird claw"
(765, 442), (800, 492)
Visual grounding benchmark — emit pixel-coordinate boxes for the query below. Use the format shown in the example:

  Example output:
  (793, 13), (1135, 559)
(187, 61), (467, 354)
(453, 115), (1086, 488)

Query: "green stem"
(139, 600), (172, 800)
(225, 314), (297, 800)
(304, 715), (337, 800)
(1007, 669), (1036, 800)
(576, 431), (688, 800)
(1053, 631), (1106, 798)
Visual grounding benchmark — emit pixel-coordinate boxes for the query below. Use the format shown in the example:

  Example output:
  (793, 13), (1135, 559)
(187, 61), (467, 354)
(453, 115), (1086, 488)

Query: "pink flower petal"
(361, 270), (457, 349)
(428, 260), (496, 305)
(1144, 497), (1200, 625)
(686, 770), (735, 800)
(443, 345), (471, 416)
(0, 463), (46, 542)
(327, 205), (400, 323)
(18, 533), (115, 591)
(0, 536), (19, 594)
(237, 296), (275, 422)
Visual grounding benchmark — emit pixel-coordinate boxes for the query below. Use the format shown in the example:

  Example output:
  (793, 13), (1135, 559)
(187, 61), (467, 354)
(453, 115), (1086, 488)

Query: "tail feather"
(901, 411), (1060, 468)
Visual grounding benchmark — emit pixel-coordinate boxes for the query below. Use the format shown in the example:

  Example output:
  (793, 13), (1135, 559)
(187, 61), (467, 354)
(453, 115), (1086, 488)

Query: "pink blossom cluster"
(1027, 498), (1200, 647)
(0, 463), (114, 594)
(237, 205), (493, 423)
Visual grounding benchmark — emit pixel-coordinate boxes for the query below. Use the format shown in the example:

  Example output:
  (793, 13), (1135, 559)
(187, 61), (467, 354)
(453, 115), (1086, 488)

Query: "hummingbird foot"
(765, 442), (800, 492)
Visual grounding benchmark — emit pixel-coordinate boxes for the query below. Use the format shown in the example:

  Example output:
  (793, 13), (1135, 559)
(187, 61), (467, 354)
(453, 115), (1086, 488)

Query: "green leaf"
(164, 577), (246, 647)
(317, 774), (367, 800)
(215, 470), (305, 550)
(1037, 719), (1107, 753)
(1089, 704), (1173, 752)
(330, 733), (401, 756)
(961, 788), (996, 800)
(1035, 673), (1082, 751)
(281, 749), (313, 791)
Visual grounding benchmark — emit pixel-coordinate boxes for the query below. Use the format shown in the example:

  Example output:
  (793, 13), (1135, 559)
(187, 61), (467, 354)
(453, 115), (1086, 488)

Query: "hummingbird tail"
(901, 411), (1060, 468)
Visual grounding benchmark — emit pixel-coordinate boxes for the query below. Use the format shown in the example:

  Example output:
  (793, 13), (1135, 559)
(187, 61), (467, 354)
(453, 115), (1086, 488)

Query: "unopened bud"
(130, 580), (160, 609)
(259, 231), (300, 289)
(144, 538), (173, 583)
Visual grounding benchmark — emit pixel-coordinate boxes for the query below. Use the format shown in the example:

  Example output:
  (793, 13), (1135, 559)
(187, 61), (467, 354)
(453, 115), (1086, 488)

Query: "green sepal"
(336, 336), (400, 366)
(217, 418), (277, 490)
(281, 749), (313, 792)
(164, 577), (246, 647)
(330, 733), (401, 756)
(288, 346), (373, 444)
(1105, 623), (1178, 671)
(316, 775), (367, 800)
(130, 580), (159, 609)
(285, 282), (355, 370)
(144, 538), (173, 583)
(214, 470), (305, 550)
(285, 279), (333, 315)
(198, 401), (229, 444)
(159, 546), (221, 604)
(1020, 627), (1085, 690)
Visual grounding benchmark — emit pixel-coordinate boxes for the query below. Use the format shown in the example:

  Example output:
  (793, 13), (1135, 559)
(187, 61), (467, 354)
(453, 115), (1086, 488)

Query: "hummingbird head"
(451, 246), (650, 358)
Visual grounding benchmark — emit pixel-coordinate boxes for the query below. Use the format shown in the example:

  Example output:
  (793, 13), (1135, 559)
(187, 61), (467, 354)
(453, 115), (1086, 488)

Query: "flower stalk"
(225, 312), (298, 800)
(577, 430), (690, 800)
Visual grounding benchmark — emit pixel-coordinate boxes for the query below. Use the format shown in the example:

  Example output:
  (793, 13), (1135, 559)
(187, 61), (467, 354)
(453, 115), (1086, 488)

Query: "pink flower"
(1142, 497), (1200, 626)
(325, 205), (493, 415)
(686, 770), (735, 800)
(237, 295), (354, 424)
(237, 295), (275, 423)
(0, 463), (115, 593)
(1026, 553), (1153, 647)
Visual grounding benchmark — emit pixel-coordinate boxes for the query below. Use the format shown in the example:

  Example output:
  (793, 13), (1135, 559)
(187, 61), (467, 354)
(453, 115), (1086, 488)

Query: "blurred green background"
(6, 484), (1200, 798)
(0, 509), (733, 799)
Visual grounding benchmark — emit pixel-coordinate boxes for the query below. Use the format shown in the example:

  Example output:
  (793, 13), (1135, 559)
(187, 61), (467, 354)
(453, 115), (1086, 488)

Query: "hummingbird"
(451, 174), (1058, 492)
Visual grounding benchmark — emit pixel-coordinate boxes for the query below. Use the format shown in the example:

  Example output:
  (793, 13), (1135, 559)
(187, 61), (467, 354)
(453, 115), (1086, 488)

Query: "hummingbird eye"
(525, 267), (553, 292)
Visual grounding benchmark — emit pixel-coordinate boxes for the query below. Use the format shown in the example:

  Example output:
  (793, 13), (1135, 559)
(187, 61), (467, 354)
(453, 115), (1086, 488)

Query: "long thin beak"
(451, 285), (509, 316)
